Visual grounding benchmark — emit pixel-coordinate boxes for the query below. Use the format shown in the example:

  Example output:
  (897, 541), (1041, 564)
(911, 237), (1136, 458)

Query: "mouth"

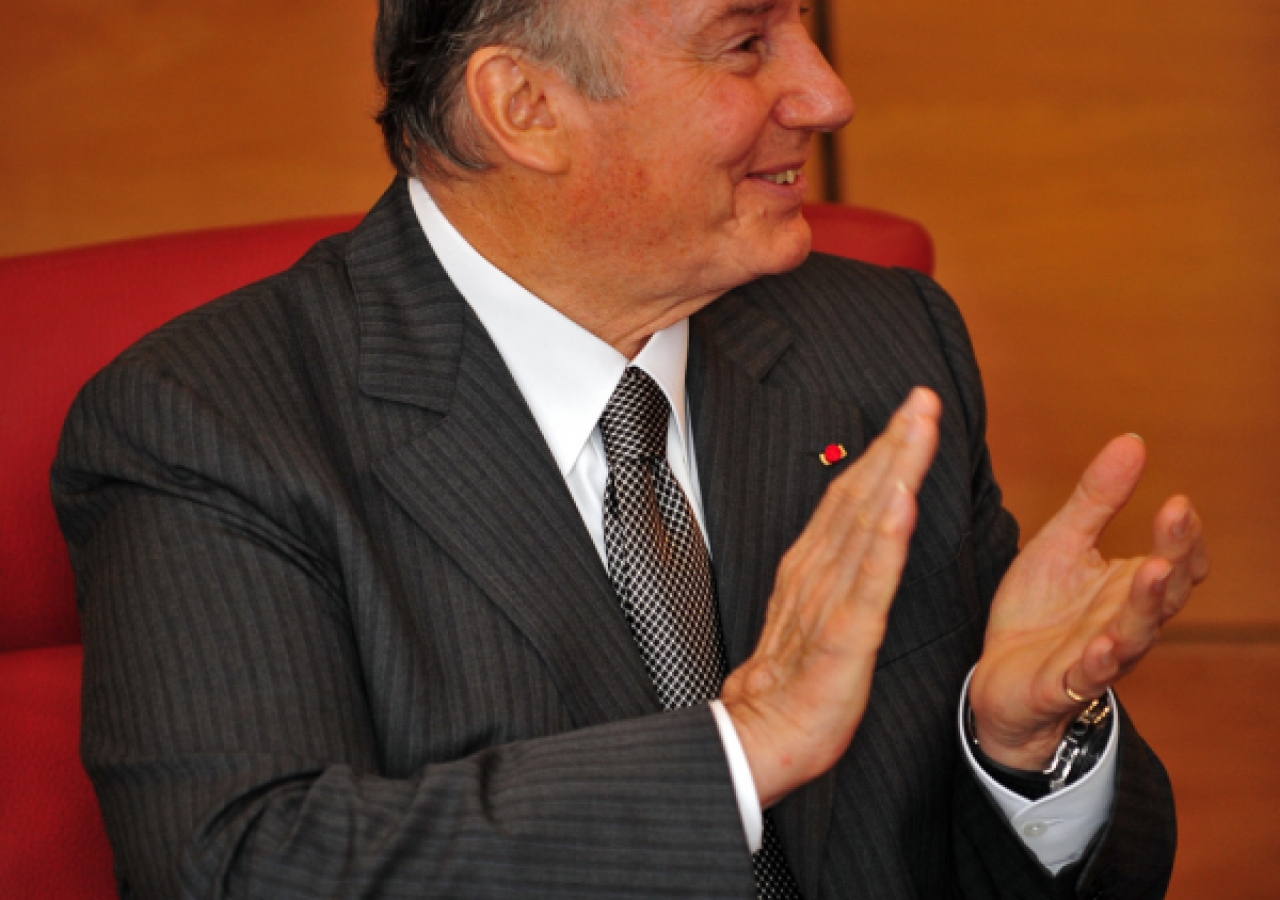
(750, 167), (802, 186)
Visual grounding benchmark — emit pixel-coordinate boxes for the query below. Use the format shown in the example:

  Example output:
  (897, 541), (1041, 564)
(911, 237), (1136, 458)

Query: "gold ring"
(1065, 683), (1088, 704)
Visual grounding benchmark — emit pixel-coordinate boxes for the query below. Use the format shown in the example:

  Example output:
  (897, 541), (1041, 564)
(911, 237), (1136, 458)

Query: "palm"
(978, 540), (1142, 748)
(969, 435), (1208, 767)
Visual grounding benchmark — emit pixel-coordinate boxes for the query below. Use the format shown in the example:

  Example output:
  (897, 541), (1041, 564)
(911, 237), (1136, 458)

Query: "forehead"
(623, 0), (783, 38)
(688, 0), (781, 28)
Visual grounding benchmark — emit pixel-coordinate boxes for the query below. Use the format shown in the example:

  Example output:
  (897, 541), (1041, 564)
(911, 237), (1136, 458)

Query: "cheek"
(696, 83), (771, 167)
(592, 133), (706, 238)
(562, 144), (672, 254)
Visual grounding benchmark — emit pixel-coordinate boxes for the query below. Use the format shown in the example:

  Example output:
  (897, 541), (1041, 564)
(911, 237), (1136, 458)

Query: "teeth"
(762, 169), (798, 185)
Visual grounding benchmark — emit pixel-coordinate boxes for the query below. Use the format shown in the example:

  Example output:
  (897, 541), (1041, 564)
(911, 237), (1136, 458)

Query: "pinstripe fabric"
(52, 179), (1175, 899)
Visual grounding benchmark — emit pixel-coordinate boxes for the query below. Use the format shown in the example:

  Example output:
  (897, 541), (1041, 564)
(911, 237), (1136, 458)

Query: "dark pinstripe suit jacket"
(53, 180), (1176, 899)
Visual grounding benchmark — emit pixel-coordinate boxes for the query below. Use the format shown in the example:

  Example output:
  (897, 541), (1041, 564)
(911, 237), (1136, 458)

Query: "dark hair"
(374, 0), (622, 178)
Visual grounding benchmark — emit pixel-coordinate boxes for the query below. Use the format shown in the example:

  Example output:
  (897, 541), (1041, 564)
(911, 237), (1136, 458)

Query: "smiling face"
(558, 0), (854, 308)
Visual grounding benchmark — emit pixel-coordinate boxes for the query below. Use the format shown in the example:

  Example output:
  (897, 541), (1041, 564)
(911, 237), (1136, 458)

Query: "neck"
(424, 175), (717, 360)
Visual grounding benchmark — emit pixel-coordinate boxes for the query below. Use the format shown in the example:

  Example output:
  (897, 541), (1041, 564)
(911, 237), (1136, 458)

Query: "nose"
(775, 25), (855, 133)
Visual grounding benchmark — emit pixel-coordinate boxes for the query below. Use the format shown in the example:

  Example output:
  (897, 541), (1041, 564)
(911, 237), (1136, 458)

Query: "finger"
(802, 388), (939, 566)
(761, 426), (904, 651)
(765, 389), (939, 655)
(1067, 633), (1120, 702)
(1039, 434), (1146, 552)
(1062, 556), (1169, 703)
(820, 394), (938, 592)
(1150, 496), (1209, 615)
(1106, 556), (1172, 662)
(883, 387), (942, 497)
(819, 387), (940, 513)
(1134, 498), (1204, 625)
(763, 475), (920, 659)
(821, 480), (919, 638)
(803, 422), (900, 539)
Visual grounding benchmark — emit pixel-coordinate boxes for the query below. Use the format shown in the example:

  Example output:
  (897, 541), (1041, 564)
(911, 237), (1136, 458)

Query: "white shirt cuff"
(958, 668), (1119, 874)
(709, 699), (764, 853)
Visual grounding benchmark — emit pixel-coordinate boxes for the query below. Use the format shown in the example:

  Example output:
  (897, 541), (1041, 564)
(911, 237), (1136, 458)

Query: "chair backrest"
(806, 203), (934, 274)
(0, 203), (931, 654)
(0, 215), (361, 652)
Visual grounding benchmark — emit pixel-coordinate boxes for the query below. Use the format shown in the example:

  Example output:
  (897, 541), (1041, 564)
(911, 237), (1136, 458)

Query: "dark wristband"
(964, 694), (1113, 801)
(968, 733), (1055, 800)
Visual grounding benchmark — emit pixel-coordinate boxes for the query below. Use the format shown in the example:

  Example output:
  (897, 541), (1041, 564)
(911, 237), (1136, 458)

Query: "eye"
(732, 33), (764, 55)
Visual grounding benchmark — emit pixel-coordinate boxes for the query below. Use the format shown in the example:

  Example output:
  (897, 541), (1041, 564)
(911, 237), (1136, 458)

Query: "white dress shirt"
(407, 178), (1115, 872)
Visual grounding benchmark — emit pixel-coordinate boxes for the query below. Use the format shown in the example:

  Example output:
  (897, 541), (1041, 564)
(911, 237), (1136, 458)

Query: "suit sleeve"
(53, 357), (756, 900)
(905, 270), (1177, 900)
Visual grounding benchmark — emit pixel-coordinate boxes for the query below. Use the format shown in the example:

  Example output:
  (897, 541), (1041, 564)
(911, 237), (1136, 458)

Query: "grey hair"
(375, 0), (625, 179)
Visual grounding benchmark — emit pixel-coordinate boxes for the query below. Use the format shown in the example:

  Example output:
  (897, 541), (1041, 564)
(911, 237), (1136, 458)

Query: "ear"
(465, 47), (573, 175)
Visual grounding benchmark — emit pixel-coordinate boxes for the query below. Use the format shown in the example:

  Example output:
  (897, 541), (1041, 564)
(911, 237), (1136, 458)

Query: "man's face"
(560, 0), (855, 308)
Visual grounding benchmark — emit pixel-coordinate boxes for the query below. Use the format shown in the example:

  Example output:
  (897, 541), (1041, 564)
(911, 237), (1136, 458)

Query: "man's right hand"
(720, 388), (941, 808)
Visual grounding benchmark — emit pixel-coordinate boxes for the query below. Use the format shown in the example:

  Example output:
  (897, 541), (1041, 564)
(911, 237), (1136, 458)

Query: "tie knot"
(599, 367), (670, 466)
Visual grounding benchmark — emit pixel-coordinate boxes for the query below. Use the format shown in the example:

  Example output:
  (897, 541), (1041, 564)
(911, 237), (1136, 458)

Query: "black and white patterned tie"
(599, 367), (801, 900)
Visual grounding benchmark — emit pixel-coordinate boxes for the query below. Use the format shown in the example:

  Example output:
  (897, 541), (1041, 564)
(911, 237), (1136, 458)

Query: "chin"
(750, 215), (813, 276)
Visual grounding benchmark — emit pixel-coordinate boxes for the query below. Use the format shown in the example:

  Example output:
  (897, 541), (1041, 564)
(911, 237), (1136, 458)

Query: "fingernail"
(890, 480), (911, 515)
(1100, 647), (1115, 668)
(899, 411), (922, 442)
(1172, 509), (1191, 538)
(1126, 432), (1145, 444)
(1154, 568), (1172, 593)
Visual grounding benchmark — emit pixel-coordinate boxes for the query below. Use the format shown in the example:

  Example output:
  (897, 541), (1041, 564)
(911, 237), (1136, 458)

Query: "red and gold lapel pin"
(819, 443), (848, 466)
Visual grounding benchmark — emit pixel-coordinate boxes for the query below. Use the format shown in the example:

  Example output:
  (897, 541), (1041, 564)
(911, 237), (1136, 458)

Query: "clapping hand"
(722, 388), (941, 807)
(968, 434), (1210, 769)
(724, 390), (1210, 808)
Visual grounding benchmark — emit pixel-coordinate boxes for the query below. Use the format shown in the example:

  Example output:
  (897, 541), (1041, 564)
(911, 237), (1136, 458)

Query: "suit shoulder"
(81, 231), (360, 415)
(125, 229), (355, 358)
(742, 252), (966, 360)
(56, 230), (365, 498)
(53, 231), (368, 543)
(729, 252), (988, 439)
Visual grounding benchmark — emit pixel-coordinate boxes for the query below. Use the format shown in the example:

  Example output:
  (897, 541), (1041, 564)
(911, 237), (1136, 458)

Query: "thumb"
(1040, 434), (1147, 550)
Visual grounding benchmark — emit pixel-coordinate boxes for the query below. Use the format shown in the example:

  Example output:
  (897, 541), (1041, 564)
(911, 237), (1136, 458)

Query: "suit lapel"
(348, 183), (899, 893)
(689, 292), (865, 900)
(352, 181), (661, 730)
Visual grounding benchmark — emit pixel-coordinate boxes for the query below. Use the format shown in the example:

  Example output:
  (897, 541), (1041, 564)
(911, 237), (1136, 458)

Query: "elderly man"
(53, 0), (1208, 897)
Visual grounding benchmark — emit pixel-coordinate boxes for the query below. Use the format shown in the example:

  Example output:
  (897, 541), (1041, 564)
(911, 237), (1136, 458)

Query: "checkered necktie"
(599, 367), (801, 900)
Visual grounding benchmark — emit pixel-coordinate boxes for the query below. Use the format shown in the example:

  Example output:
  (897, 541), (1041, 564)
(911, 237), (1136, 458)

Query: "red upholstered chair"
(0, 203), (932, 898)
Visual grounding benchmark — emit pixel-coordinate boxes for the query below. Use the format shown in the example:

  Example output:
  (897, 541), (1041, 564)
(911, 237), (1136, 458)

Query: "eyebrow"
(695, 0), (779, 31)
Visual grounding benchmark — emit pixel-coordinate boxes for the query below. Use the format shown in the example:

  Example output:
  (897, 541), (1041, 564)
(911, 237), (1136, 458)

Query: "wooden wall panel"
(0, 0), (391, 256)
(1120, 643), (1280, 897)
(6, 3), (1272, 627)
(828, 0), (1280, 628)
(0, 2), (831, 258)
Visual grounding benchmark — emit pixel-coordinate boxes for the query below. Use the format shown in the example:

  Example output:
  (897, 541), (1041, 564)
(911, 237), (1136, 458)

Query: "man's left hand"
(969, 434), (1210, 770)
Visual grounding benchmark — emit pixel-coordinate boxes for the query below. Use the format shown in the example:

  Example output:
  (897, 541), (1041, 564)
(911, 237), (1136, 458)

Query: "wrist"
(967, 666), (1078, 769)
(720, 666), (831, 809)
(966, 727), (1056, 800)
(719, 683), (800, 810)
(971, 715), (1070, 770)
(965, 692), (1115, 795)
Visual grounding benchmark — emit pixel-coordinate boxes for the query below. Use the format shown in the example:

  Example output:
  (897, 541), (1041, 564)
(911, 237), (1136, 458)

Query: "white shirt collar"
(407, 178), (691, 476)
